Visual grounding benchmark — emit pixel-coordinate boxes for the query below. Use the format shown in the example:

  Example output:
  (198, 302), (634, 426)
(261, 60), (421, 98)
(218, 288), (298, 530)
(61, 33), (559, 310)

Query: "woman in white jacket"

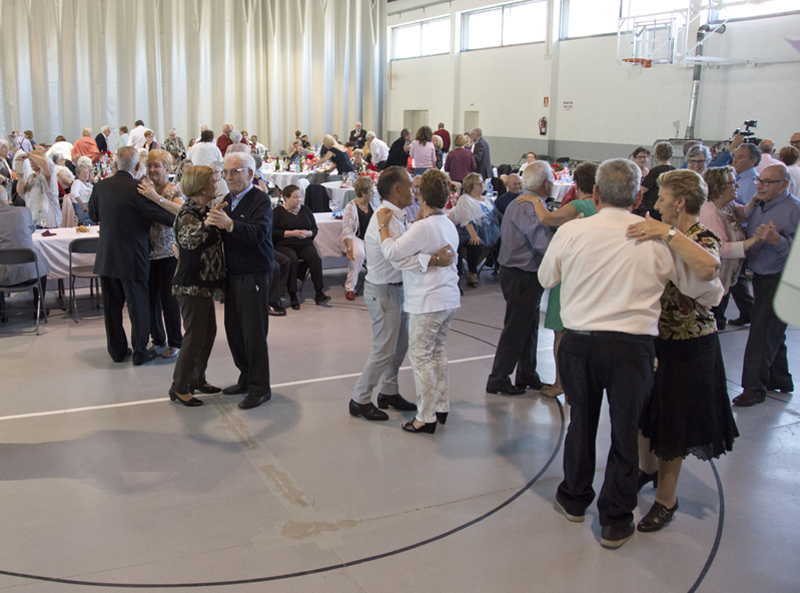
(376, 168), (461, 433)
(340, 176), (380, 300)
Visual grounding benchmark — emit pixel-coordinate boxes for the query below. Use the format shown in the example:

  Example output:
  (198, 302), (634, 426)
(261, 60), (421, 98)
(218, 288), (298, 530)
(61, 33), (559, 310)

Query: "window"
(710, 0), (800, 21)
(626, 0), (689, 18)
(391, 17), (450, 60)
(462, 1), (547, 51)
(564, 0), (620, 38)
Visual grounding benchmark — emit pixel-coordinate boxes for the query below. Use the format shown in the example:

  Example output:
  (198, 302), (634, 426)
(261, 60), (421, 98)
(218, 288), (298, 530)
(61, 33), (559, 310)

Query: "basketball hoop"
(622, 57), (652, 81)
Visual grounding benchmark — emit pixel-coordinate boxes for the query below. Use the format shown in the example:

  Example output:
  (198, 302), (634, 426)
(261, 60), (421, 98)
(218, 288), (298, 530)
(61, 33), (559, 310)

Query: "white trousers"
(345, 237), (366, 291)
(408, 308), (457, 424)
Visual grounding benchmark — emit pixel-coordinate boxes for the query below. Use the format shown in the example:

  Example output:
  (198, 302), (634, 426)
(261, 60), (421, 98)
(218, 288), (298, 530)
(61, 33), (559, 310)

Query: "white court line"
(0, 352), (526, 423)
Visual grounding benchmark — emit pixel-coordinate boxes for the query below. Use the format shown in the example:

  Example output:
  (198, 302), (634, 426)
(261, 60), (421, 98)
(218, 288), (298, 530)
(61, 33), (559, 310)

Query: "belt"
(564, 329), (654, 339)
(366, 280), (403, 287)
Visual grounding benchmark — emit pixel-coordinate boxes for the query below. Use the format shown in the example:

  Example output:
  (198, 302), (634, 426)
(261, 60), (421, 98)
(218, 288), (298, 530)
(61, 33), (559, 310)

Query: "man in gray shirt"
(486, 161), (554, 395)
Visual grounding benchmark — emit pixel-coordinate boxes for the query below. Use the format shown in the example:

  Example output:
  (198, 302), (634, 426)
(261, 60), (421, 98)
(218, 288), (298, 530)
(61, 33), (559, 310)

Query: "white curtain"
(0, 0), (386, 152)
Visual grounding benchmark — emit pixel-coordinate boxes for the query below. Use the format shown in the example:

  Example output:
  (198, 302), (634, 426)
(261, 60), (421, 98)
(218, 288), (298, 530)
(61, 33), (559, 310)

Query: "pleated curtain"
(0, 0), (387, 150)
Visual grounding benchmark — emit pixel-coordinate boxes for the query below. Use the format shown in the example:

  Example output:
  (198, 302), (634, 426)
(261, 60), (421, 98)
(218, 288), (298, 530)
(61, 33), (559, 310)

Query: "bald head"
(506, 173), (522, 194)
(756, 163), (790, 204)
(759, 139), (775, 155)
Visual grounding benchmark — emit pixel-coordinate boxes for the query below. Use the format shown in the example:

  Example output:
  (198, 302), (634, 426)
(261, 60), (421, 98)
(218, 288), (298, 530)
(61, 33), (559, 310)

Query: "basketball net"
(622, 58), (652, 81)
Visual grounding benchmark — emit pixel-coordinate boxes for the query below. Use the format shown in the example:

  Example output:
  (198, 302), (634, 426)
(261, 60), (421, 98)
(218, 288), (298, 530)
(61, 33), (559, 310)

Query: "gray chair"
(0, 248), (47, 335)
(68, 237), (101, 323)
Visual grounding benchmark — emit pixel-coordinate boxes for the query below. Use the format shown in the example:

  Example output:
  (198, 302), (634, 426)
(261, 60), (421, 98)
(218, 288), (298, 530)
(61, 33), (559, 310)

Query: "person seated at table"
(432, 134), (444, 170)
(340, 176), (379, 301)
(351, 148), (367, 174)
(51, 153), (75, 191)
(0, 184), (51, 322)
(13, 150), (61, 228)
(313, 135), (354, 174)
(288, 140), (309, 160)
(444, 134), (476, 184)
(143, 130), (160, 152)
(273, 184), (331, 308)
(448, 172), (501, 288)
(70, 163), (95, 225)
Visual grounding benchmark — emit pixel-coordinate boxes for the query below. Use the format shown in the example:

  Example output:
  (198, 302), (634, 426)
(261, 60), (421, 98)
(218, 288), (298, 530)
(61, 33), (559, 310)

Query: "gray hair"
(224, 151), (255, 174)
(76, 156), (93, 170)
(687, 144), (711, 163)
(253, 154), (263, 170)
(365, 131), (376, 141)
(100, 125), (110, 134)
(116, 146), (140, 172)
(471, 128), (483, 137)
(76, 163), (93, 175)
(229, 130), (243, 144)
(596, 158), (641, 207)
(522, 161), (553, 192)
(737, 142), (762, 167)
(6, 134), (20, 149)
(0, 138), (9, 149)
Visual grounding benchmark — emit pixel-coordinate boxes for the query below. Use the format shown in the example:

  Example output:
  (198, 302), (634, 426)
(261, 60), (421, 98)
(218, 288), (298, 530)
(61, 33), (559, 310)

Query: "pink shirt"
(410, 140), (436, 169)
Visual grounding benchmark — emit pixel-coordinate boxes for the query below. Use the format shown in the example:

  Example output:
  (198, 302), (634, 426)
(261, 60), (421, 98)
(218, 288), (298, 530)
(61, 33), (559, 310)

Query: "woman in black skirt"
(627, 169), (738, 533)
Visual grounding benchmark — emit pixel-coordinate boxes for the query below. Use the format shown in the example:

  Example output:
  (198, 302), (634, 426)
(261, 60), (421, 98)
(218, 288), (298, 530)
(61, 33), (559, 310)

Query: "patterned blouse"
(172, 199), (225, 298)
(658, 223), (721, 340)
(149, 183), (183, 260)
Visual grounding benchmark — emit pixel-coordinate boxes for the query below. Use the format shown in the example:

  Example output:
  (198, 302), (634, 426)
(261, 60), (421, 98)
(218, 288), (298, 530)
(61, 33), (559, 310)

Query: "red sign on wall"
(544, 96), (549, 107)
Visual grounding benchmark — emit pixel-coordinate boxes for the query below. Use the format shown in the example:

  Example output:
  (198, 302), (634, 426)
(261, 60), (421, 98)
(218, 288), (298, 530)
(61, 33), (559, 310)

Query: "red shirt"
(216, 135), (232, 156)
(434, 129), (451, 151)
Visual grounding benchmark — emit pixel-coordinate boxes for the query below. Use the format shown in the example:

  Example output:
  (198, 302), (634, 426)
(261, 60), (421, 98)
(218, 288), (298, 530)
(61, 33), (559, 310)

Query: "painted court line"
(0, 353), (513, 423)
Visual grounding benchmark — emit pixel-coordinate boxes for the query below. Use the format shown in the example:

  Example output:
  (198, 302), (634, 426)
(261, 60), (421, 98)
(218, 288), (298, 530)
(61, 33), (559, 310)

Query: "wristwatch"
(666, 226), (677, 243)
(158, 196), (165, 204)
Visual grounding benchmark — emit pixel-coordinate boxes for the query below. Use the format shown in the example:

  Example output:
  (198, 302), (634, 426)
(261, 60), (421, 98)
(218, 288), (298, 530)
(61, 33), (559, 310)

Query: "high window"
(391, 17), (450, 60)
(710, 0), (800, 21)
(462, 1), (547, 51)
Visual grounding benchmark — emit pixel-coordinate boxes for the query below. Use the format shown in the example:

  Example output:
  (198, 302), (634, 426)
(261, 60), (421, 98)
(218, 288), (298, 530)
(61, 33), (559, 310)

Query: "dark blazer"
(473, 136), (493, 181)
(222, 186), (274, 277)
(349, 128), (367, 149)
(0, 202), (51, 285)
(385, 136), (409, 168)
(95, 133), (108, 153)
(88, 170), (174, 281)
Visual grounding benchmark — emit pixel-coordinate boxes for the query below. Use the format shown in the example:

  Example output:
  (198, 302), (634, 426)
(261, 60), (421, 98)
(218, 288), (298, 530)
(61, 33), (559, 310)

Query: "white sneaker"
(161, 347), (180, 359)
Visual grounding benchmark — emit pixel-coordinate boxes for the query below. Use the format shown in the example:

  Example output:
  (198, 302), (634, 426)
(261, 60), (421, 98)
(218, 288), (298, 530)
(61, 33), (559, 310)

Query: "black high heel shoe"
(290, 294), (301, 310)
(637, 470), (658, 492)
(169, 386), (203, 407)
(637, 499), (679, 533)
(436, 412), (448, 425)
(190, 382), (221, 394)
(402, 420), (437, 434)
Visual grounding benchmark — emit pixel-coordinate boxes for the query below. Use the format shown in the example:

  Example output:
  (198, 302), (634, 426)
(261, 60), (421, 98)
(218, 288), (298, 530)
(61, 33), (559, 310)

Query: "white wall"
(386, 0), (800, 165)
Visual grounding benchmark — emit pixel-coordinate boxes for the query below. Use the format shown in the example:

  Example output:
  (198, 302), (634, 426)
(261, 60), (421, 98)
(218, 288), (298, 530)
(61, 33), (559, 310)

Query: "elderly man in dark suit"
(88, 147), (175, 365)
(349, 122), (367, 149)
(470, 128), (493, 181)
(0, 185), (51, 321)
(206, 152), (274, 409)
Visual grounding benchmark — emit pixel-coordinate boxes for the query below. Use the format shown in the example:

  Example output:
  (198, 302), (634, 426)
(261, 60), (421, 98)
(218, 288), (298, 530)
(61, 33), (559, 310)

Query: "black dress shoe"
(349, 400), (389, 421)
(402, 420), (437, 434)
(191, 382), (221, 394)
(732, 389), (766, 407)
(268, 303), (286, 316)
(377, 393), (417, 411)
(486, 384), (526, 396)
(716, 317), (727, 330)
(637, 500), (679, 533)
(315, 291), (331, 305)
(132, 349), (158, 366)
(436, 411), (448, 425)
(637, 470), (658, 492)
(112, 347), (133, 363)
(728, 317), (750, 326)
(516, 380), (545, 390)
(222, 384), (248, 395)
(169, 386), (203, 407)
(766, 381), (794, 393)
(290, 300), (301, 311)
(600, 523), (635, 548)
(238, 392), (271, 409)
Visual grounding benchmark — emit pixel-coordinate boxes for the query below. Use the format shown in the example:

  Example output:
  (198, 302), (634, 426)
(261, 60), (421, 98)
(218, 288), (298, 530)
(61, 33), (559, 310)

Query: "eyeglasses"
(756, 178), (784, 186)
(790, 140), (800, 147)
(687, 159), (707, 165)
(221, 167), (246, 177)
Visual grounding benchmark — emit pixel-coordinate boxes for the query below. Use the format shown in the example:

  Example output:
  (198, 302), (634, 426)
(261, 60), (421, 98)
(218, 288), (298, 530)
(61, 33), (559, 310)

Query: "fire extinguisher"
(539, 117), (547, 136)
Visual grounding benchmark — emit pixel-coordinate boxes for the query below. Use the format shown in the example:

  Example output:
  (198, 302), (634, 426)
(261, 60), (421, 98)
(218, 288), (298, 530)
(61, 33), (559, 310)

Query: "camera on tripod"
(733, 120), (757, 137)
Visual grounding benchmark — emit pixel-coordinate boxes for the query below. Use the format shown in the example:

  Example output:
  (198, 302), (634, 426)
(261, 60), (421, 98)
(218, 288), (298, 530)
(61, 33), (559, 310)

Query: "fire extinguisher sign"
(563, 101), (573, 111)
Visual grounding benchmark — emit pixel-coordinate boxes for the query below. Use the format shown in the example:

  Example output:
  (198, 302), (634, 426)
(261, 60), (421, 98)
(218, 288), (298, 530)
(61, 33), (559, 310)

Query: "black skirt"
(640, 333), (738, 462)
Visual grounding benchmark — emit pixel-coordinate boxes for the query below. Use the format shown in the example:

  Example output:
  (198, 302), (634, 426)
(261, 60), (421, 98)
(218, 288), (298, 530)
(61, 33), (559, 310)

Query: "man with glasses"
(789, 132), (800, 150)
(733, 164), (800, 407)
(206, 153), (274, 409)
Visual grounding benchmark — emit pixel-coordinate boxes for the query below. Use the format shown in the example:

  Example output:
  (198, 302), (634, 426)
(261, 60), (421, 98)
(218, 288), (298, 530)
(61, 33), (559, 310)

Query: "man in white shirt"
(538, 158), (722, 549)
(349, 166), (454, 421)
(755, 139), (781, 174)
(365, 132), (389, 169)
(128, 120), (147, 150)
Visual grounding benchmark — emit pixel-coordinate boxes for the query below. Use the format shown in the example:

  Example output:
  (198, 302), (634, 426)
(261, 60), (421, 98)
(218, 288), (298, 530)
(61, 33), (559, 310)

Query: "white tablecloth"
(321, 181), (356, 211)
(313, 213), (344, 259)
(32, 227), (99, 280)
(552, 181), (573, 204)
(258, 170), (313, 190)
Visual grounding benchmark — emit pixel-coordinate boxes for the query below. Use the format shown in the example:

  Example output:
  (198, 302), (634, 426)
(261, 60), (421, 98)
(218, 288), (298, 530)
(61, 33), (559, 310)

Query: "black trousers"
(100, 276), (149, 364)
(172, 295), (216, 393)
(270, 250), (290, 305)
(726, 270), (754, 321)
(486, 266), (544, 391)
(556, 330), (655, 529)
(149, 257), (182, 348)
(742, 272), (792, 395)
(224, 273), (271, 395)
(274, 243), (323, 295)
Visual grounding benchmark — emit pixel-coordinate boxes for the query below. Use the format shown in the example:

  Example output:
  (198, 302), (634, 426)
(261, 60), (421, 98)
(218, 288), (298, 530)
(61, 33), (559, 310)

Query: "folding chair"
(68, 237), (101, 322)
(0, 248), (48, 335)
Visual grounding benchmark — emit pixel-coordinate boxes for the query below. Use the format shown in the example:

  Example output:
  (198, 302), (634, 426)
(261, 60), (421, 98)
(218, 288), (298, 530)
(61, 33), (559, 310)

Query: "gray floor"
(0, 270), (798, 593)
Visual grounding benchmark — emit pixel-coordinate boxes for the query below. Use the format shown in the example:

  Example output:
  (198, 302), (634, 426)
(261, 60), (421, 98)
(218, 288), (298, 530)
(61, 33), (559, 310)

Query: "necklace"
(425, 210), (444, 218)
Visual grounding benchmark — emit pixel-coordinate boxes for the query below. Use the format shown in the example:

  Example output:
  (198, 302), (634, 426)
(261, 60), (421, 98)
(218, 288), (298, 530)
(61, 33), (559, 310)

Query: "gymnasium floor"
(0, 269), (797, 593)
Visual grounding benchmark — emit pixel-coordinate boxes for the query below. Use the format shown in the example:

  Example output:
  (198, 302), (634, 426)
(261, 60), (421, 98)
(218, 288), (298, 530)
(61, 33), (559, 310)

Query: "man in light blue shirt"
(732, 143), (761, 205)
(734, 164), (800, 407)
